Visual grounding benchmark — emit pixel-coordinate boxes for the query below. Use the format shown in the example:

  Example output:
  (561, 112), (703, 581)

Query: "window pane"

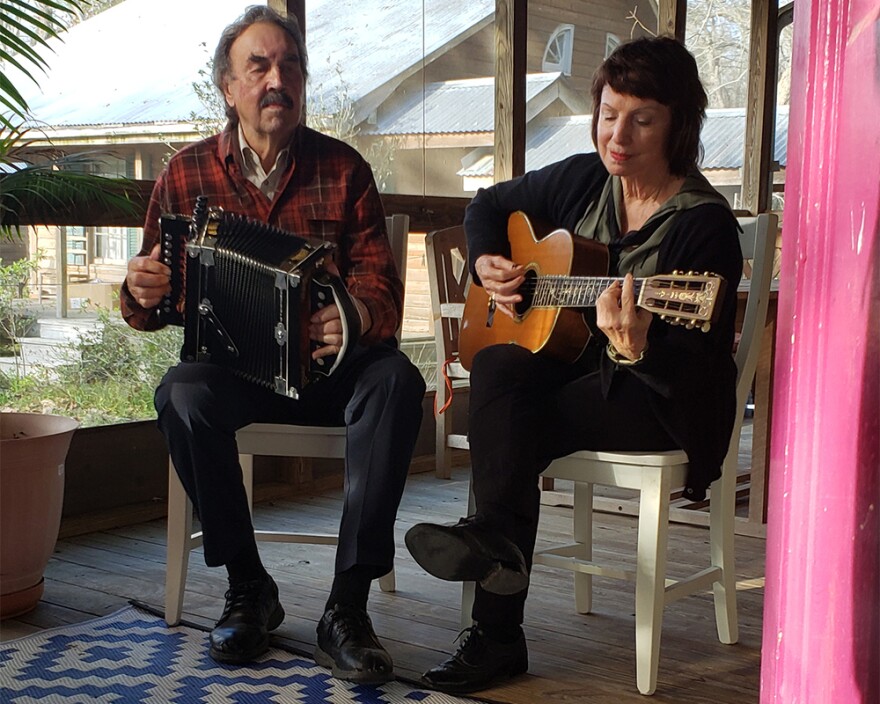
(307, 0), (495, 198)
(686, 0), (750, 207)
(514, 3), (659, 196)
(774, 19), (792, 211)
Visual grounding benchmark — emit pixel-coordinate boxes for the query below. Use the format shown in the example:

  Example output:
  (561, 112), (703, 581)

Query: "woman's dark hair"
(590, 36), (707, 177)
(212, 5), (308, 125)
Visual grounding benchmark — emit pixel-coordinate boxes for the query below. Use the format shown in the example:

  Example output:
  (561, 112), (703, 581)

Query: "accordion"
(157, 197), (360, 399)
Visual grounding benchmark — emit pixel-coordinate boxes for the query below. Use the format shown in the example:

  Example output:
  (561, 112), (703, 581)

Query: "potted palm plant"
(0, 0), (139, 618)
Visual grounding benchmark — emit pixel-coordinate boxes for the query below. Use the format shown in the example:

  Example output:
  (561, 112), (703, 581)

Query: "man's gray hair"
(212, 5), (308, 124)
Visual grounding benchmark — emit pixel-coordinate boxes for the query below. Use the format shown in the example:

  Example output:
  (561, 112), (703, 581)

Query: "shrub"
(0, 306), (183, 426)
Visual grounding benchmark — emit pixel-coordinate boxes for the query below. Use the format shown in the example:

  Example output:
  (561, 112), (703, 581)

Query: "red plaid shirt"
(120, 125), (401, 344)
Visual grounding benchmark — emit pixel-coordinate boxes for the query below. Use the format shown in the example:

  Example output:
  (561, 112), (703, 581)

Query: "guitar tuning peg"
(671, 269), (680, 275)
(685, 319), (696, 329)
(701, 322), (712, 333)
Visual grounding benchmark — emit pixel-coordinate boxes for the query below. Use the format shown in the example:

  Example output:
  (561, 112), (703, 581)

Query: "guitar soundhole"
(515, 269), (537, 317)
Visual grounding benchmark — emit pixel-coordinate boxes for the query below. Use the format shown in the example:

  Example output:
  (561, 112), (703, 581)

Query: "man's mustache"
(260, 91), (294, 109)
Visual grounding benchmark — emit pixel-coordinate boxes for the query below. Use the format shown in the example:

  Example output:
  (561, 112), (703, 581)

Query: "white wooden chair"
(165, 214), (410, 625)
(458, 214), (777, 694)
(425, 226), (470, 479)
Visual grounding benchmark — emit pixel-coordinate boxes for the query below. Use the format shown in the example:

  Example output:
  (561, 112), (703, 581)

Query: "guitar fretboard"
(523, 276), (643, 308)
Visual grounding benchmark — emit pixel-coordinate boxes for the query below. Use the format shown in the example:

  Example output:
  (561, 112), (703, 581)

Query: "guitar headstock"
(637, 271), (726, 332)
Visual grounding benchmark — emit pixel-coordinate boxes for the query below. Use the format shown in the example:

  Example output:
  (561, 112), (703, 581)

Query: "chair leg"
(572, 481), (594, 614)
(709, 468), (739, 644)
(165, 459), (192, 627)
(459, 479), (477, 629)
(460, 581), (476, 630)
(634, 471), (672, 696)
(239, 453), (255, 516)
(435, 392), (453, 479)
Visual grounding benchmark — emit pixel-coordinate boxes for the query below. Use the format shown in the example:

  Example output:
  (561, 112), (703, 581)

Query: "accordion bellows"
(158, 198), (360, 399)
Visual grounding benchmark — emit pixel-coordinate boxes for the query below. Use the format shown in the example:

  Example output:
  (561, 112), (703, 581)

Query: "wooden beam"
(5, 178), (467, 233)
(741, 0), (780, 214)
(493, 0), (527, 182)
(380, 194), (469, 232)
(658, 0), (687, 40)
(268, 0), (304, 31)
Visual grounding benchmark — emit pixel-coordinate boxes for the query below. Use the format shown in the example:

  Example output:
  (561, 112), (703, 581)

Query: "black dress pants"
(466, 344), (677, 627)
(155, 343), (426, 576)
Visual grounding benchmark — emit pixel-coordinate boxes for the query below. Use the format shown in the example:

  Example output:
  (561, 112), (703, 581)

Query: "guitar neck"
(529, 275), (642, 308)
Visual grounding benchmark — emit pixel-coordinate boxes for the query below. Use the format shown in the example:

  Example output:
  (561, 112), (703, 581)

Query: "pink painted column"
(760, 1), (880, 703)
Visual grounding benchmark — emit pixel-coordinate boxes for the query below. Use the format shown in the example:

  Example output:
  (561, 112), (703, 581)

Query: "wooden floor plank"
(0, 467), (764, 703)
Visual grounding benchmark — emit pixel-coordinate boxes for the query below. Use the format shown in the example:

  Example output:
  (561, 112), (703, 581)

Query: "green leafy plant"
(0, 255), (39, 368)
(0, 306), (183, 425)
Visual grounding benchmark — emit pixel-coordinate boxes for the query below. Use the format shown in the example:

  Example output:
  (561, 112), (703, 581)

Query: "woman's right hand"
(475, 253), (525, 319)
(125, 243), (171, 310)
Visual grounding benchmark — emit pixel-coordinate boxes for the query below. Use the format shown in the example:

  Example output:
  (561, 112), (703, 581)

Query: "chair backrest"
(425, 225), (470, 377)
(733, 214), (778, 414)
(717, 212), (778, 480)
(385, 214), (410, 344)
(385, 214), (410, 282)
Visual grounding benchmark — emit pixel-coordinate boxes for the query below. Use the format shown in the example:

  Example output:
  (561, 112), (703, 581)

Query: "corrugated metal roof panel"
(458, 107), (789, 177)
(523, 115), (594, 170)
(368, 73), (563, 135)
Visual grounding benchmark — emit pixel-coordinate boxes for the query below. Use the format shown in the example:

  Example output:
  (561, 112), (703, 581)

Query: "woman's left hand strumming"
(597, 273), (652, 362)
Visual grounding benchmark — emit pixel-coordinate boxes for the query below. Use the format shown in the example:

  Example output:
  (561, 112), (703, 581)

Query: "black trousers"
(467, 344), (677, 627)
(155, 343), (425, 576)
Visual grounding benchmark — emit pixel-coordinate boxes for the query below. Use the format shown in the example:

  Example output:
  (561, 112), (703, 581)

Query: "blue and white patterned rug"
(0, 605), (487, 703)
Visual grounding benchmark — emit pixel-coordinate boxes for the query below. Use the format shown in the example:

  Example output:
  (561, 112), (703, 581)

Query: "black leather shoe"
(405, 517), (529, 595)
(209, 576), (284, 664)
(422, 625), (528, 694)
(314, 604), (393, 684)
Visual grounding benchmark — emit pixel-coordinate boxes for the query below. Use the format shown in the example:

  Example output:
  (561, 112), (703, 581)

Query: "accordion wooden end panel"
(158, 201), (360, 399)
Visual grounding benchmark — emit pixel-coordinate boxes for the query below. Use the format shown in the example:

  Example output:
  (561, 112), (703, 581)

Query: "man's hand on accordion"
(309, 297), (371, 360)
(126, 243), (172, 310)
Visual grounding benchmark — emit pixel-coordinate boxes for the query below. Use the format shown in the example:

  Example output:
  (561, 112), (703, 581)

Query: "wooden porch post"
(657, 0), (687, 41)
(760, 0), (880, 701)
(493, 0), (527, 182)
(741, 0), (780, 215)
(269, 0), (304, 33)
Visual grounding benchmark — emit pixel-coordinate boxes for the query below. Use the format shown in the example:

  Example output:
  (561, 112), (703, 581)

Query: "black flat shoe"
(209, 576), (284, 664)
(421, 625), (528, 694)
(405, 517), (529, 595)
(314, 604), (394, 684)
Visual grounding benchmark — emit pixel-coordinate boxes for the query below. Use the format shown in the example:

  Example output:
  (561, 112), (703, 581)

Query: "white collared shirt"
(237, 124), (290, 200)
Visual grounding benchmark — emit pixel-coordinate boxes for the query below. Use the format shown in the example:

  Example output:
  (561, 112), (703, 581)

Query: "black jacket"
(464, 153), (743, 499)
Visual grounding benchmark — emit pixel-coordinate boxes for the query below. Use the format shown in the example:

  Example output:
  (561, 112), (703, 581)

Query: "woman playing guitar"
(406, 35), (744, 695)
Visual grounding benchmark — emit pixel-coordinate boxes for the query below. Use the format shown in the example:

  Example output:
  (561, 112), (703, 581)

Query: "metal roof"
(701, 106), (789, 169)
(13, 0), (494, 128)
(457, 106), (790, 177)
(367, 73), (571, 136)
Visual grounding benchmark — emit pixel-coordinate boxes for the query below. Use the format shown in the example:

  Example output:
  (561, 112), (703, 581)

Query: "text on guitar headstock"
(636, 271), (726, 332)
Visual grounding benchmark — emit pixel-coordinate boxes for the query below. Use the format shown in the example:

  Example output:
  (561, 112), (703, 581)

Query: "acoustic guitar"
(458, 211), (725, 370)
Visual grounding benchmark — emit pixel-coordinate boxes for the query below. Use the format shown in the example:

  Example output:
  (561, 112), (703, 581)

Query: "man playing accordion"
(122, 5), (424, 685)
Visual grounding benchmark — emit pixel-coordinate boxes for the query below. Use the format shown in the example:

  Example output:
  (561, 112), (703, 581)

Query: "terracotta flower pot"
(1, 412), (79, 619)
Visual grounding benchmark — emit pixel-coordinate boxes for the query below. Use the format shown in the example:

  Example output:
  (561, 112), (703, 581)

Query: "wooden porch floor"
(1, 466), (765, 704)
